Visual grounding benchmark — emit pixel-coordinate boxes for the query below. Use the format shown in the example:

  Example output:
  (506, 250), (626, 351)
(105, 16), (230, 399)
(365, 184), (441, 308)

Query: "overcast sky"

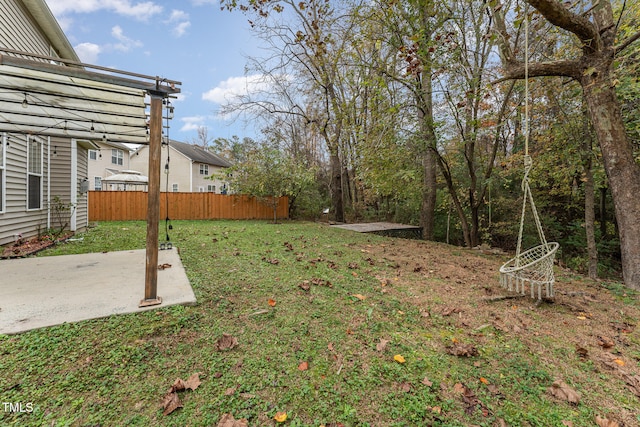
(45, 0), (266, 142)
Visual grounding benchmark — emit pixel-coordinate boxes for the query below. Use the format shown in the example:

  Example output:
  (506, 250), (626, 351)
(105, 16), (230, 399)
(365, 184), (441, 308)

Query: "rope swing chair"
(499, 8), (559, 299)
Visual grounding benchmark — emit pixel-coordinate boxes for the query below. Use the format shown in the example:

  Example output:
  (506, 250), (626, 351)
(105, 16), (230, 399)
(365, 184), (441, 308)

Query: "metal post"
(139, 91), (164, 307)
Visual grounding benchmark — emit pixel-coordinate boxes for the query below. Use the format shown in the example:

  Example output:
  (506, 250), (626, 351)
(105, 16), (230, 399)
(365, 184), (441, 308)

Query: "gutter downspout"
(70, 139), (77, 231)
(47, 137), (51, 230)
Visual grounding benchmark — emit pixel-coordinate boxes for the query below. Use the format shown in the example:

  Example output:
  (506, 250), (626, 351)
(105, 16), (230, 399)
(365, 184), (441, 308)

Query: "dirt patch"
(362, 238), (640, 426)
(1, 233), (73, 258)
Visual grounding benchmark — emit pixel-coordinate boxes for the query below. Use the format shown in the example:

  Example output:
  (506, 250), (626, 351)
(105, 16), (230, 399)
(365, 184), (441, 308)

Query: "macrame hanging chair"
(499, 10), (559, 299)
(499, 155), (559, 299)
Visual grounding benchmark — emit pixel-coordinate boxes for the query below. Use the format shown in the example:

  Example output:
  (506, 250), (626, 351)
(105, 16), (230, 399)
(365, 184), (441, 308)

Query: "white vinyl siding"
(0, 133), (5, 213)
(0, 134), (49, 245)
(0, 0), (54, 58)
(27, 136), (43, 210)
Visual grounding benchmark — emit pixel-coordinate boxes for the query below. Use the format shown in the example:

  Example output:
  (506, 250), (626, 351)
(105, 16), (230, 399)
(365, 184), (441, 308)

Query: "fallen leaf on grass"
(622, 373), (640, 397)
(215, 334), (239, 351)
(575, 345), (589, 359)
(595, 416), (620, 427)
(393, 354), (406, 363)
(597, 336), (615, 349)
(224, 386), (238, 396)
(217, 413), (249, 427)
(547, 380), (580, 404)
(454, 383), (486, 415)
(431, 406), (441, 414)
(184, 373), (202, 391)
(268, 298), (277, 307)
(283, 242), (293, 251)
(311, 277), (333, 288)
(351, 294), (367, 301)
(348, 262), (359, 269)
(299, 281), (311, 291)
(274, 412), (287, 422)
(376, 338), (390, 352)
(298, 361), (309, 371)
(479, 377), (489, 385)
(561, 421), (573, 427)
(399, 382), (411, 392)
(161, 372), (203, 415)
(422, 377), (433, 387)
(446, 342), (478, 357)
(442, 306), (462, 316)
(161, 391), (183, 415)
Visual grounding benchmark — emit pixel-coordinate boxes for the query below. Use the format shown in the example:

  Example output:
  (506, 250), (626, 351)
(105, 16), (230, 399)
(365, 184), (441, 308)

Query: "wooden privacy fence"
(89, 191), (289, 221)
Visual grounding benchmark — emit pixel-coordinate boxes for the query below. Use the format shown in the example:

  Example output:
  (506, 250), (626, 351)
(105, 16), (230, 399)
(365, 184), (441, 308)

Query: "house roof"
(168, 140), (232, 168)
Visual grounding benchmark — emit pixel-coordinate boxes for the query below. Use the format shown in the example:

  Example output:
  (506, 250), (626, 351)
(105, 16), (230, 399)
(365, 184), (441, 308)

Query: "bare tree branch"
(492, 58), (582, 84)
(527, 0), (601, 51)
(615, 30), (640, 55)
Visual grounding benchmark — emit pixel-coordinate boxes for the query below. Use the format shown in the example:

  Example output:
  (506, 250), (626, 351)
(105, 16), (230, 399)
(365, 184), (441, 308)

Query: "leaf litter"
(161, 373), (202, 416)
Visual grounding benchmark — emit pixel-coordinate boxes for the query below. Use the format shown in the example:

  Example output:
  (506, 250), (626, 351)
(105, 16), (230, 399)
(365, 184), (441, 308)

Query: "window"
(199, 164), (209, 175)
(27, 137), (43, 210)
(198, 186), (205, 192)
(0, 134), (5, 212)
(111, 149), (123, 166)
(172, 183), (178, 192)
(89, 150), (97, 160)
(207, 185), (216, 193)
(94, 177), (102, 191)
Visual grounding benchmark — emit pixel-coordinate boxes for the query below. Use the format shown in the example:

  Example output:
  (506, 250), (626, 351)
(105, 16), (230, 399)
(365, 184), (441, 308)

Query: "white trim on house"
(70, 139), (77, 231)
(26, 135), (44, 211)
(0, 133), (6, 214)
(47, 137), (51, 229)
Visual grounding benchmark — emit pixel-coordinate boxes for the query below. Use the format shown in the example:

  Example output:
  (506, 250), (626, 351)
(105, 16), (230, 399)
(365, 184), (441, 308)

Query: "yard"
(1, 220), (639, 426)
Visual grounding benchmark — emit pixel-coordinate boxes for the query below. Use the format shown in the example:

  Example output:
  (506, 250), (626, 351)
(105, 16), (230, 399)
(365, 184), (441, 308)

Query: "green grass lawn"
(1, 220), (639, 426)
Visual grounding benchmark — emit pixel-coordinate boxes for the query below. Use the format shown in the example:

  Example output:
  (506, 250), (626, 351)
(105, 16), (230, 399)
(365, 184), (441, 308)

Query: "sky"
(45, 0), (265, 143)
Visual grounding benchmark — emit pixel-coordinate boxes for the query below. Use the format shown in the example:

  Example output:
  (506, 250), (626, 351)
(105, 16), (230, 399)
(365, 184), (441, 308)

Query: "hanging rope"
(161, 99), (173, 249)
(499, 3), (559, 299)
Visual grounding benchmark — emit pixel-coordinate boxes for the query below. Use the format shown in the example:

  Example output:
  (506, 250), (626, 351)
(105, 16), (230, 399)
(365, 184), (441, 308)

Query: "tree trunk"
(599, 186), (608, 239)
(582, 128), (598, 279)
(582, 70), (640, 289)
(330, 150), (344, 223)
(418, 73), (437, 241)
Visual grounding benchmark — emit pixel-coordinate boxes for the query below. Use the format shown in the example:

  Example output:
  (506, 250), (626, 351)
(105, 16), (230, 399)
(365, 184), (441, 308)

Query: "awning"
(0, 63), (147, 143)
(103, 172), (149, 185)
(0, 49), (180, 144)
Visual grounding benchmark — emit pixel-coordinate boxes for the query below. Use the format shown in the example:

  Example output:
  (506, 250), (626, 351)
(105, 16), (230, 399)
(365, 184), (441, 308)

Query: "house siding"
(0, 133), (50, 245)
(40, 138), (90, 234)
(0, 1), (53, 58)
(129, 145), (229, 193)
(87, 141), (134, 190)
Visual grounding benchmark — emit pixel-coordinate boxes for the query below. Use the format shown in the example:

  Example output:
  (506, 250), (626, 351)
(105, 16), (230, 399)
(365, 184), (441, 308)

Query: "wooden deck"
(331, 222), (422, 239)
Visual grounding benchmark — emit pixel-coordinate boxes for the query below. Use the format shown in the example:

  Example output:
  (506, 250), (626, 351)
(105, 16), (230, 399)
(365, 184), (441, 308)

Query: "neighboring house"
(130, 140), (232, 193)
(87, 140), (141, 191)
(0, 0), (149, 245)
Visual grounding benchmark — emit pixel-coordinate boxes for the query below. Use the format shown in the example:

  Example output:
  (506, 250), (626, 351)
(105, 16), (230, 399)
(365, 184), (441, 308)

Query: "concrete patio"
(0, 248), (196, 335)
